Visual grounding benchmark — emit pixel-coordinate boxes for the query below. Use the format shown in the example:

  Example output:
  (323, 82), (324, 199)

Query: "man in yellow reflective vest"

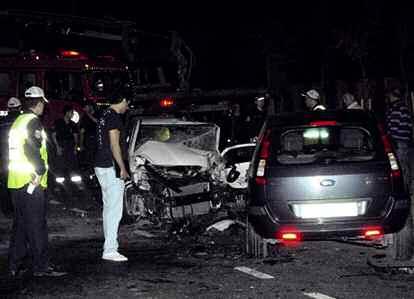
(7, 86), (66, 278)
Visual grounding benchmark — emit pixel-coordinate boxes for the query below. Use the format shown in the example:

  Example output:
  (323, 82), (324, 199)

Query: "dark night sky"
(0, 1), (410, 89)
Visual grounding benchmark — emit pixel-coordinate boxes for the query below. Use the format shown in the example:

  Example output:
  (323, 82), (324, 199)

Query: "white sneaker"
(102, 252), (128, 262)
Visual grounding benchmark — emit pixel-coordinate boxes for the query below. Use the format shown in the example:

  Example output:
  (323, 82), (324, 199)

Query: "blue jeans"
(94, 166), (125, 255)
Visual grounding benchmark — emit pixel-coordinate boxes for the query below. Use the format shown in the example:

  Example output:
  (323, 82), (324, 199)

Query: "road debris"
(234, 266), (274, 279)
(304, 292), (336, 299)
(367, 251), (414, 274)
(69, 208), (88, 217)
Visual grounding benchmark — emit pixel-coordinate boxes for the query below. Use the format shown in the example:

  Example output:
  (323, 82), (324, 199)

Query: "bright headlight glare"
(70, 175), (82, 183)
(56, 177), (65, 183)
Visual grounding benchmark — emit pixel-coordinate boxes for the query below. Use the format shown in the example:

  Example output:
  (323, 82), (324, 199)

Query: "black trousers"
(8, 186), (49, 272)
(55, 145), (79, 175)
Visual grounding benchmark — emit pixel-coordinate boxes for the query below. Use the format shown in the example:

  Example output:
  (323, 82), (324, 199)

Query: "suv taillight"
(255, 130), (271, 185)
(378, 125), (403, 189)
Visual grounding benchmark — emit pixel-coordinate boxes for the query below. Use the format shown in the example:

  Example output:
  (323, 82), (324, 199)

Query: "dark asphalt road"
(1, 193), (414, 298)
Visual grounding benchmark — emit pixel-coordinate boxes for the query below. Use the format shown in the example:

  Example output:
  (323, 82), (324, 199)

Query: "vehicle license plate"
(293, 202), (359, 218)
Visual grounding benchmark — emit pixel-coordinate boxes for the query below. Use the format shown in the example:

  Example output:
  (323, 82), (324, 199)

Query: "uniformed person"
(7, 86), (66, 278)
(0, 97), (23, 215)
(0, 97), (23, 171)
(301, 89), (326, 111)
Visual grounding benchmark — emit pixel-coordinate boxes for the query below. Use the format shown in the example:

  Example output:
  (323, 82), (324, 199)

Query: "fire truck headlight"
(56, 177), (65, 184)
(70, 175), (82, 183)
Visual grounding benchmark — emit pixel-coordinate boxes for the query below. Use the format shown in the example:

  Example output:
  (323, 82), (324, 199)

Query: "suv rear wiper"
(313, 151), (345, 164)
(340, 148), (374, 155)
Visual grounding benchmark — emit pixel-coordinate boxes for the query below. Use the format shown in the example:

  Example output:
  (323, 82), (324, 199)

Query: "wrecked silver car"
(123, 117), (244, 232)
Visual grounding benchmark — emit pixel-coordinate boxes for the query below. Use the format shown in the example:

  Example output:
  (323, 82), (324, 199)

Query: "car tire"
(390, 212), (414, 261)
(246, 216), (272, 258)
(121, 182), (142, 225)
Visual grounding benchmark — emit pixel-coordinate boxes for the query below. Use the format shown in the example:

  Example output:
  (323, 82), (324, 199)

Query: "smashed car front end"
(125, 118), (234, 224)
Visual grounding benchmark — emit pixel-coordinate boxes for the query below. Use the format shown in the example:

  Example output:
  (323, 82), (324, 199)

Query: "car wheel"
(121, 182), (143, 225)
(390, 212), (414, 261)
(246, 216), (272, 258)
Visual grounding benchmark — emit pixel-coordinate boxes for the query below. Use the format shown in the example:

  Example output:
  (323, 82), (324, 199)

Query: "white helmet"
(7, 97), (22, 108)
(301, 89), (320, 100)
(24, 86), (48, 102)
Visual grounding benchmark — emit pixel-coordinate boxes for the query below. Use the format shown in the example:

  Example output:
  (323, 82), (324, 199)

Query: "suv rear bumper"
(248, 197), (410, 240)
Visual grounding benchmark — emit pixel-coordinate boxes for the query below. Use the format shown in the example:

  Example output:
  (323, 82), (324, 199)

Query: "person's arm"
(79, 128), (85, 151)
(85, 111), (97, 123)
(24, 118), (46, 185)
(74, 131), (79, 152)
(51, 131), (63, 155)
(72, 123), (80, 152)
(109, 128), (130, 179)
(52, 120), (64, 155)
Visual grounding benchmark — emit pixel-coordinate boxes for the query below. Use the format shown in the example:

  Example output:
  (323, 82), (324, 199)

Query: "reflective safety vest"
(8, 113), (48, 189)
(313, 104), (327, 111)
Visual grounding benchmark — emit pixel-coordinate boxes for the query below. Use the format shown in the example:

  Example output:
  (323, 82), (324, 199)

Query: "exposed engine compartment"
(124, 118), (244, 231)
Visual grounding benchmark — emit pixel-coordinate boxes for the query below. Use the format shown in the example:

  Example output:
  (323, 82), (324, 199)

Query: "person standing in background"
(343, 93), (362, 109)
(385, 88), (413, 182)
(79, 103), (97, 169)
(302, 89), (326, 111)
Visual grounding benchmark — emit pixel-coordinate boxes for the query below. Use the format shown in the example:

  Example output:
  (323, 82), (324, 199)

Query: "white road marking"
(49, 200), (62, 205)
(304, 292), (336, 299)
(234, 266), (274, 279)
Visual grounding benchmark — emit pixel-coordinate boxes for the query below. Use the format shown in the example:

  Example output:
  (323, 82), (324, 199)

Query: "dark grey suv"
(247, 110), (412, 259)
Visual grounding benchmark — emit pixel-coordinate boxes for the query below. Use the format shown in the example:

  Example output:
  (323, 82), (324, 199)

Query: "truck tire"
(390, 213), (414, 261)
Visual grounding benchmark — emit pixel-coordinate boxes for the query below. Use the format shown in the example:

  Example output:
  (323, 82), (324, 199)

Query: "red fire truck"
(0, 48), (129, 127)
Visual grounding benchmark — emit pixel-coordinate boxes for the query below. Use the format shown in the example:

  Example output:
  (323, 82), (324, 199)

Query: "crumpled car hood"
(136, 140), (214, 169)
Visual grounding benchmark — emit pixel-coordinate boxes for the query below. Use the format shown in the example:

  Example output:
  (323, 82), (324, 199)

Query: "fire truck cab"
(0, 48), (129, 127)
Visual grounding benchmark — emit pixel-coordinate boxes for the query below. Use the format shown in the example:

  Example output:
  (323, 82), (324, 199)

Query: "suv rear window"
(272, 125), (378, 165)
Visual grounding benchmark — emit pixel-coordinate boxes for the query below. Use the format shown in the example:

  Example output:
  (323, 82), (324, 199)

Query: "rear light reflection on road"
(363, 227), (383, 240)
(282, 232), (299, 241)
(276, 228), (302, 246)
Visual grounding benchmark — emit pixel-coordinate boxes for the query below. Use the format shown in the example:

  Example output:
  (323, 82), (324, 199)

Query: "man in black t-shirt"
(94, 97), (129, 262)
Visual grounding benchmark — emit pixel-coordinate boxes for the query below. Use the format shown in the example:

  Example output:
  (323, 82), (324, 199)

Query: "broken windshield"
(135, 123), (218, 152)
